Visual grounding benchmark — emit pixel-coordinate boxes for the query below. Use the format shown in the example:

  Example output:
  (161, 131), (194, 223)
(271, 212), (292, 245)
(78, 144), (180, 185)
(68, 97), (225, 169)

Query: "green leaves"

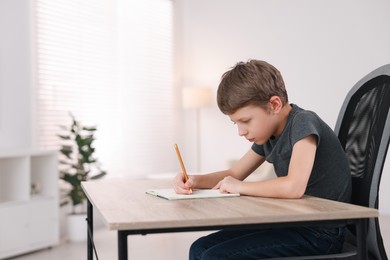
(58, 114), (107, 213)
(60, 145), (73, 159)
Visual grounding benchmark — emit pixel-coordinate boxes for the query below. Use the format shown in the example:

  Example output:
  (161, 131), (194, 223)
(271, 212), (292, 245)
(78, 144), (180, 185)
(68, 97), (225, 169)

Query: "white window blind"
(34, 0), (178, 177)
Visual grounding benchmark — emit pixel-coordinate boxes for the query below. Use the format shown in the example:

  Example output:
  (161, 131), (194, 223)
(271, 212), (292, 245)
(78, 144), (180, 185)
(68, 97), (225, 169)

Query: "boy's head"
(217, 60), (288, 115)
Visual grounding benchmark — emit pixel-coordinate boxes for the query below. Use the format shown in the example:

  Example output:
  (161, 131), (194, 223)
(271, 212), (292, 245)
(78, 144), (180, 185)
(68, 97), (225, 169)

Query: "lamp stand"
(195, 108), (201, 172)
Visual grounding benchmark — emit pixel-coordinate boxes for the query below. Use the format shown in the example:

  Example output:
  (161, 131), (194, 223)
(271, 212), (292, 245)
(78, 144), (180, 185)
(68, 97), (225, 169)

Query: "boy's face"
(228, 104), (278, 145)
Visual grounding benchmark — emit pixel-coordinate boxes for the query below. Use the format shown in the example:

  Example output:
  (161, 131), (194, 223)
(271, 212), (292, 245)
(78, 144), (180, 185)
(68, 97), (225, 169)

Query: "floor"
(9, 216), (390, 260)
(9, 229), (212, 260)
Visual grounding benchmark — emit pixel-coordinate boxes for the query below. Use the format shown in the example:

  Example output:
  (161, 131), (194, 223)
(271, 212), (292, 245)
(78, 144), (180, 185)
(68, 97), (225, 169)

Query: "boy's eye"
(231, 119), (250, 125)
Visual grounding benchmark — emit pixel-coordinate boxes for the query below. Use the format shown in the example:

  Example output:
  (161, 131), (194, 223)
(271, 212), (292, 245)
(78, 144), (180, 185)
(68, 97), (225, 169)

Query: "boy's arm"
(173, 148), (264, 194)
(216, 135), (317, 198)
(195, 149), (265, 189)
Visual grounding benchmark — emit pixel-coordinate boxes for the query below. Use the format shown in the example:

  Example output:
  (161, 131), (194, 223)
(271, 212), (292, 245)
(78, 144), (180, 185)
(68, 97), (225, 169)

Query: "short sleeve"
(251, 142), (264, 156)
(290, 111), (321, 147)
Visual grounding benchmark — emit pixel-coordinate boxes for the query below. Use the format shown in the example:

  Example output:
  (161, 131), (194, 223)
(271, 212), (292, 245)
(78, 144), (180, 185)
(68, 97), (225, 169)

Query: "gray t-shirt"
(252, 104), (351, 203)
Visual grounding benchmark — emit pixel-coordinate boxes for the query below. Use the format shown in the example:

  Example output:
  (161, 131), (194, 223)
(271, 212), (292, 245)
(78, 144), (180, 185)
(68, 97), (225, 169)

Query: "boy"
(173, 60), (352, 259)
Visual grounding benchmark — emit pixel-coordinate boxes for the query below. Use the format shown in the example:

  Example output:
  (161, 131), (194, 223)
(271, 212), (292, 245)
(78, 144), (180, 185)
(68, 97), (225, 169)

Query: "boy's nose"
(238, 126), (248, 136)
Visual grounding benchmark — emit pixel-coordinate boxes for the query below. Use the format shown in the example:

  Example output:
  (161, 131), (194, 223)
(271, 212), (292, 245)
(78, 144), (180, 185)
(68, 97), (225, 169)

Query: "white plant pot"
(66, 214), (87, 242)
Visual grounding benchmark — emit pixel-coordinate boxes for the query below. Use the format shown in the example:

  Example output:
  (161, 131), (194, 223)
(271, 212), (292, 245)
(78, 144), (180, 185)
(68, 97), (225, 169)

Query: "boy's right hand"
(173, 172), (193, 194)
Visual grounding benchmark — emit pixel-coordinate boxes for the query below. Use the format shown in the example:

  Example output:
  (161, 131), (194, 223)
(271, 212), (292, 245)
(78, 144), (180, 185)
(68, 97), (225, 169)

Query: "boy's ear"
(268, 96), (283, 113)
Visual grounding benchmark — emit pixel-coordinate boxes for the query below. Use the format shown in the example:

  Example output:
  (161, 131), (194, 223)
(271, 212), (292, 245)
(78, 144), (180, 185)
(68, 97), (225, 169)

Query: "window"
(34, 0), (178, 177)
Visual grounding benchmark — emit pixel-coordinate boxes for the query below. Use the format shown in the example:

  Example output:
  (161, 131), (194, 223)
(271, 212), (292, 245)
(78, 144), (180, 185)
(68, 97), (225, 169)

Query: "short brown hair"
(217, 60), (288, 114)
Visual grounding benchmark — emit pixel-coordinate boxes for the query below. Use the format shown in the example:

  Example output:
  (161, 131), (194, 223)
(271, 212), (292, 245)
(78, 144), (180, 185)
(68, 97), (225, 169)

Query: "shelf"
(0, 199), (27, 208)
(0, 156), (29, 202)
(0, 150), (59, 259)
(30, 152), (58, 197)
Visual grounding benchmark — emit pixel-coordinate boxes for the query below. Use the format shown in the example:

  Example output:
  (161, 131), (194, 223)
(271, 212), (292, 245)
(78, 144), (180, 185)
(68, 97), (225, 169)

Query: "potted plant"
(58, 114), (107, 241)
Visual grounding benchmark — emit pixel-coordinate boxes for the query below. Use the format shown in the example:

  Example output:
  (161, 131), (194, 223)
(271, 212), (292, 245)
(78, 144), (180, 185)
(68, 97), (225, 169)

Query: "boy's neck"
(274, 103), (292, 137)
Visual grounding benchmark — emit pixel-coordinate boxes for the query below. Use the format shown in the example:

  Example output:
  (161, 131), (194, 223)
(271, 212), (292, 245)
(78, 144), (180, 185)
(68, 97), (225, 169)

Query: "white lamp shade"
(182, 87), (212, 108)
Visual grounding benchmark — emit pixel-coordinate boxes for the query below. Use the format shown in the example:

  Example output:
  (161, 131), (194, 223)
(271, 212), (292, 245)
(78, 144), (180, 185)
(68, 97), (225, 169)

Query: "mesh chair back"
(334, 65), (390, 260)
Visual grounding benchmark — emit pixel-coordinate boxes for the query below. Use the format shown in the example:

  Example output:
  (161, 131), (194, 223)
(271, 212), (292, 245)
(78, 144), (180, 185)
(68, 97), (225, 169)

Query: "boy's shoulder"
(289, 104), (320, 122)
(288, 105), (327, 133)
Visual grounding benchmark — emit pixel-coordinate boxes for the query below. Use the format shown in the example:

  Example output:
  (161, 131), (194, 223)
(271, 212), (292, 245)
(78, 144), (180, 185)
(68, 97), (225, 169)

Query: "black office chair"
(270, 64), (390, 260)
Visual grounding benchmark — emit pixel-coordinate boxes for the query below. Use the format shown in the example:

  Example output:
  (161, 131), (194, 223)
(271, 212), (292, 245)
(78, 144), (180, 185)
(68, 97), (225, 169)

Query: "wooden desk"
(82, 179), (378, 260)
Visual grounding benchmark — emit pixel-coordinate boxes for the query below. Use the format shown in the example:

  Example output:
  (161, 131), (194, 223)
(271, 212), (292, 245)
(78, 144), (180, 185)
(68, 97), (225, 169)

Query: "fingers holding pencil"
(172, 172), (193, 194)
(173, 144), (193, 194)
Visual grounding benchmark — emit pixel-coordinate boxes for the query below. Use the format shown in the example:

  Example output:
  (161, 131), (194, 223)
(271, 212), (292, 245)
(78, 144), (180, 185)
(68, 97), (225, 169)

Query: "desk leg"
(356, 218), (368, 260)
(87, 199), (93, 260)
(118, 231), (128, 260)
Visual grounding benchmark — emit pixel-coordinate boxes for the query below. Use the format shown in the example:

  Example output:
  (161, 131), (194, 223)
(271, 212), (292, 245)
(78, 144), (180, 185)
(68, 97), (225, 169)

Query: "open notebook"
(146, 188), (240, 200)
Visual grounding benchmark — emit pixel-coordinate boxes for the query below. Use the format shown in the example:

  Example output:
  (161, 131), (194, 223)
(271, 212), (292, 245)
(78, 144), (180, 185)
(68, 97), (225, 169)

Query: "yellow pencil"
(173, 143), (190, 184)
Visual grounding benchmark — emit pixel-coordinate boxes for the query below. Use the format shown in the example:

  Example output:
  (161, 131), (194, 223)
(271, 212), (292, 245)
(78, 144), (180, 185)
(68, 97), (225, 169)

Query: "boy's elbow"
(290, 191), (305, 199)
(285, 184), (305, 199)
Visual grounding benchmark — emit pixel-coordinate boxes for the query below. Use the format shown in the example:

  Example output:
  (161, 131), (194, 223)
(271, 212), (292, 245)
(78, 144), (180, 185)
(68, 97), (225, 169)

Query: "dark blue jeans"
(189, 226), (345, 260)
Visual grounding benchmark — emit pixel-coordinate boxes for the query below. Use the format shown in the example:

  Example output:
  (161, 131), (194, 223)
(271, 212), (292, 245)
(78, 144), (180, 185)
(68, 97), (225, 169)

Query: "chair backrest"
(334, 64), (390, 260)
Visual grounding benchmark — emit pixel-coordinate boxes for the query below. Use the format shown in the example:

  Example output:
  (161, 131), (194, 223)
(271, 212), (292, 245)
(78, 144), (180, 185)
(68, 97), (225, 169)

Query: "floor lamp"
(182, 87), (212, 172)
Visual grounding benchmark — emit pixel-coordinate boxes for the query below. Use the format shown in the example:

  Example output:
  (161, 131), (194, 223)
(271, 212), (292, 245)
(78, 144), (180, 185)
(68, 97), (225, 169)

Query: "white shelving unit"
(0, 150), (59, 259)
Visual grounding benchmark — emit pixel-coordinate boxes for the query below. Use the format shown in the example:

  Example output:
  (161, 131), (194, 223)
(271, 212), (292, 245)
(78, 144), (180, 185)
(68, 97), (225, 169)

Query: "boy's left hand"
(213, 176), (242, 194)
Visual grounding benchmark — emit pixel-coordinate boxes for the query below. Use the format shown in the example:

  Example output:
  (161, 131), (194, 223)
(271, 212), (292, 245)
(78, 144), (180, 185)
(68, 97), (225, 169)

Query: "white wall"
(175, 0), (390, 213)
(0, 0), (32, 148)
